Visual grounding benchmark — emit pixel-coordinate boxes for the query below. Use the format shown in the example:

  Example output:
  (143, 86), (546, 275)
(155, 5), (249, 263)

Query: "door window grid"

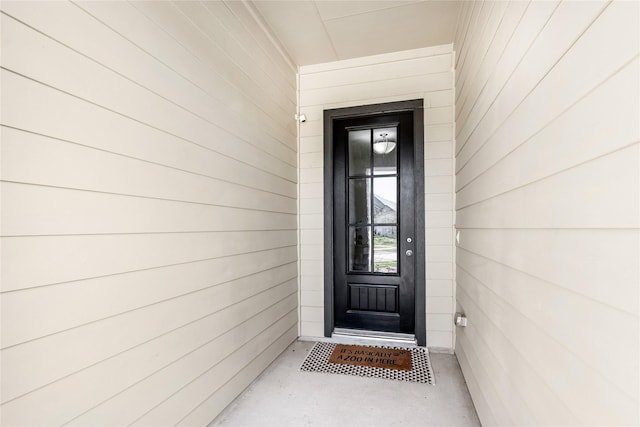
(347, 127), (399, 274)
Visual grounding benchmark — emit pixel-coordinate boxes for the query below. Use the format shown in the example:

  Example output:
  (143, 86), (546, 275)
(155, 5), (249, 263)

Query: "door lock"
(405, 250), (413, 257)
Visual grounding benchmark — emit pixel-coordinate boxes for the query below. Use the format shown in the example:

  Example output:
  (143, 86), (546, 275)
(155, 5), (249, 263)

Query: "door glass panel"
(349, 178), (371, 225)
(373, 177), (397, 223)
(348, 129), (371, 176)
(373, 127), (397, 175)
(374, 226), (397, 273)
(349, 226), (371, 272)
(347, 125), (399, 275)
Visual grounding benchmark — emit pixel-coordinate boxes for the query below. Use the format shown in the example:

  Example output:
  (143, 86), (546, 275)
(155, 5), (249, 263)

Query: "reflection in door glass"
(373, 177), (397, 223)
(348, 129), (371, 176)
(373, 127), (397, 175)
(346, 125), (400, 275)
(349, 226), (371, 272)
(349, 179), (371, 225)
(374, 226), (397, 273)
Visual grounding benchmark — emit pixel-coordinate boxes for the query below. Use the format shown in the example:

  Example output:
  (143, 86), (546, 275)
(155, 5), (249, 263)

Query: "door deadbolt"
(405, 250), (413, 257)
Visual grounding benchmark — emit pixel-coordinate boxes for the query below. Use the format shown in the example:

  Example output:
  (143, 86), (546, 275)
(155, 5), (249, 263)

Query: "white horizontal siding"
(2, 251), (298, 347)
(298, 45), (456, 349)
(0, 1), (297, 424)
(453, 0), (640, 425)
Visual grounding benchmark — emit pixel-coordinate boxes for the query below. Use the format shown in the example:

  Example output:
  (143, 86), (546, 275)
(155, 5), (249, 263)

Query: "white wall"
(298, 45), (456, 350)
(453, 1), (639, 425)
(0, 1), (297, 424)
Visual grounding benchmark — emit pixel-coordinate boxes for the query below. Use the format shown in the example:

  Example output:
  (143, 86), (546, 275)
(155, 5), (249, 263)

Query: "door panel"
(333, 112), (415, 334)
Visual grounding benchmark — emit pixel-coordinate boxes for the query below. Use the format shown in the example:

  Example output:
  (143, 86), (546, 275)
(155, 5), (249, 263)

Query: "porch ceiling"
(248, 0), (462, 66)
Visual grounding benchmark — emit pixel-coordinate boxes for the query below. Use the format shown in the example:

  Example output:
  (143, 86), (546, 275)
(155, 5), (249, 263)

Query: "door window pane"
(373, 226), (397, 273)
(373, 177), (397, 223)
(373, 127), (397, 175)
(349, 178), (371, 225)
(348, 129), (370, 176)
(349, 226), (371, 272)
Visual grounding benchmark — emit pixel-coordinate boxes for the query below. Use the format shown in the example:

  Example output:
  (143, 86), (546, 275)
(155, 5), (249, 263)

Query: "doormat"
(300, 342), (435, 384)
(329, 344), (413, 370)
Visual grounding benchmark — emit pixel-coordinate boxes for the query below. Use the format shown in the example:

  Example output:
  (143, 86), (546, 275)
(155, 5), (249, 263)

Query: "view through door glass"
(333, 112), (415, 334)
(348, 127), (398, 275)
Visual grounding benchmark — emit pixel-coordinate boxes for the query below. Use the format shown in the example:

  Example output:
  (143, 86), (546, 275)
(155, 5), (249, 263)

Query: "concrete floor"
(211, 340), (480, 427)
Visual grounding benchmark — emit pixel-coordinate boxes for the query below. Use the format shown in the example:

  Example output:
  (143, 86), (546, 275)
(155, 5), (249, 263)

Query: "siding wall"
(298, 45), (457, 350)
(453, 1), (639, 425)
(0, 1), (297, 425)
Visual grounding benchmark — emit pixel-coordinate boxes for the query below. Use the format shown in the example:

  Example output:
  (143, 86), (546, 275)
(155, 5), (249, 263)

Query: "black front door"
(332, 111), (416, 334)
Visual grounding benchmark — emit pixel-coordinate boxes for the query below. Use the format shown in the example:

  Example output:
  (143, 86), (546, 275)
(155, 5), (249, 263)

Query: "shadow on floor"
(211, 340), (480, 426)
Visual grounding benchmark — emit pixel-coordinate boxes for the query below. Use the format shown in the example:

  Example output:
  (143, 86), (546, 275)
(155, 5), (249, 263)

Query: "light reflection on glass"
(349, 226), (371, 272)
(348, 129), (371, 176)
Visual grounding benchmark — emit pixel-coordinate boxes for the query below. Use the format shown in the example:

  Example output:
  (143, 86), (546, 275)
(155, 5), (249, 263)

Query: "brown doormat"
(300, 342), (435, 384)
(329, 344), (412, 371)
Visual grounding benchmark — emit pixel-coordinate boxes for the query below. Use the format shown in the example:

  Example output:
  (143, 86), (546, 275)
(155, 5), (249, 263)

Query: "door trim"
(323, 99), (426, 346)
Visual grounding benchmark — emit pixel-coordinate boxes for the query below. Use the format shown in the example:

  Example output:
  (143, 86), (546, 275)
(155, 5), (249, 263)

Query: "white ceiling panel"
(324, 1), (460, 60)
(249, 0), (462, 66)
(252, 1), (339, 65)
(314, 1), (421, 21)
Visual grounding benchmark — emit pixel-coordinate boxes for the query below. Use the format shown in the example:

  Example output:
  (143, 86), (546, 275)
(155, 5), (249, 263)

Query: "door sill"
(331, 328), (417, 347)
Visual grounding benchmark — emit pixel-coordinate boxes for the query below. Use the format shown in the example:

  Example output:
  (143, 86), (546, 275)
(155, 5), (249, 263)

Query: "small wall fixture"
(294, 113), (307, 122)
(373, 133), (396, 154)
(455, 312), (468, 327)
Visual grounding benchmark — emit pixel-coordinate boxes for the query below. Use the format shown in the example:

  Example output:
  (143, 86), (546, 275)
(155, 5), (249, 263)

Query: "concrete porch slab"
(211, 340), (480, 426)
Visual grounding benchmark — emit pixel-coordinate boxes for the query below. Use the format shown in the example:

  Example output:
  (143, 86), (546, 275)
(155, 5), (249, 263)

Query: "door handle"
(405, 250), (413, 257)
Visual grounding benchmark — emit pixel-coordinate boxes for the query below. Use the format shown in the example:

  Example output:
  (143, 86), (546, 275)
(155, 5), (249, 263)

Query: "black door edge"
(322, 99), (426, 347)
